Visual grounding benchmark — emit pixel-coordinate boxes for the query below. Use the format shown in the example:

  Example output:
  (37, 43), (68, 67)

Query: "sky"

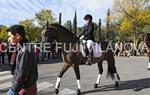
(0, 0), (114, 27)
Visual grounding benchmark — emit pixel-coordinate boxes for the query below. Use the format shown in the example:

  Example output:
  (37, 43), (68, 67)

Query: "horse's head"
(41, 22), (57, 43)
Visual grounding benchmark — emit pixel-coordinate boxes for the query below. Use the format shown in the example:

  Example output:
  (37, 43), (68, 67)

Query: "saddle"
(80, 40), (102, 58)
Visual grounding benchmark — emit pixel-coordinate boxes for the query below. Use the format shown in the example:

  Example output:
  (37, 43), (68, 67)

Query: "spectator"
(34, 44), (40, 62)
(7, 25), (38, 95)
(115, 41), (120, 56)
(0, 41), (6, 64)
(6, 44), (13, 66)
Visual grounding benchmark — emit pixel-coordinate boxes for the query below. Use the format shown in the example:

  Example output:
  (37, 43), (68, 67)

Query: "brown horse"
(42, 23), (120, 95)
(144, 33), (150, 70)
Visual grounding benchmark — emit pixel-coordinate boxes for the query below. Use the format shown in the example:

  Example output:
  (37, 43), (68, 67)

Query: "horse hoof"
(94, 84), (98, 88)
(147, 68), (150, 70)
(55, 89), (59, 95)
(115, 82), (119, 88)
(76, 89), (81, 95)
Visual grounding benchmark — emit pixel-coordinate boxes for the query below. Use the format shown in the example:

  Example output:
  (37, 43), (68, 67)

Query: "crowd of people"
(0, 41), (12, 65)
(114, 41), (147, 57)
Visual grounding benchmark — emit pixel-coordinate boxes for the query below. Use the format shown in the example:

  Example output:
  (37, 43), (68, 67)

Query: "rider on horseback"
(79, 14), (95, 65)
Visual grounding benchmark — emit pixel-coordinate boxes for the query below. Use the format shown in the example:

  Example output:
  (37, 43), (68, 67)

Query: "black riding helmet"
(84, 14), (93, 20)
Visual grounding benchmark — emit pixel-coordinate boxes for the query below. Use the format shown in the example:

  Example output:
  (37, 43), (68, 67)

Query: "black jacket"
(12, 45), (38, 93)
(80, 22), (95, 41)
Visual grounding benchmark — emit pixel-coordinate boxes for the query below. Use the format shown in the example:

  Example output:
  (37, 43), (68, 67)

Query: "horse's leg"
(147, 50), (150, 69)
(107, 56), (120, 87)
(94, 61), (103, 88)
(55, 64), (70, 94)
(73, 64), (81, 95)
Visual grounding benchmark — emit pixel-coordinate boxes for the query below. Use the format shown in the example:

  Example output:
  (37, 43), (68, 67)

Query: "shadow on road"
(82, 78), (150, 94)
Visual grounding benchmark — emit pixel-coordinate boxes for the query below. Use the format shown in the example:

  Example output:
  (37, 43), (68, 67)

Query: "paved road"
(0, 56), (150, 95)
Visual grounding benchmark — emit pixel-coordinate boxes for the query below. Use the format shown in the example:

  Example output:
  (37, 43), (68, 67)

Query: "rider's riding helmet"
(84, 14), (93, 20)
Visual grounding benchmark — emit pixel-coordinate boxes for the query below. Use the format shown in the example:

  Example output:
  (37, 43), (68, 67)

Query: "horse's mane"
(50, 24), (77, 37)
(50, 24), (79, 43)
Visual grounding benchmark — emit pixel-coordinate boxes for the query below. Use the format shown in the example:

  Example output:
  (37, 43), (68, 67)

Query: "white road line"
(0, 82), (54, 91)
(37, 82), (54, 92)
(0, 82), (12, 90)
(0, 75), (13, 81)
(0, 71), (11, 76)
(0, 81), (75, 95)
(58, 88), (76, 95)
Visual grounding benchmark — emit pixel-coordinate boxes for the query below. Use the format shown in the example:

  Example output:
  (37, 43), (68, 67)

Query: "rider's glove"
(79, 35), (84, 41)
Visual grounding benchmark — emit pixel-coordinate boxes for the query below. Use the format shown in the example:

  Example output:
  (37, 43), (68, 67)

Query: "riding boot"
(86, 52), (92, 65)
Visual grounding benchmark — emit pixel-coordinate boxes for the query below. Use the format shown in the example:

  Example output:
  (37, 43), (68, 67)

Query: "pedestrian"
(6, 43), (13, 66)
(35, 44), (40, 62)
(0, 41), (6, 64)
(115, 41), (120, 56)
(7, 25), (38, 95)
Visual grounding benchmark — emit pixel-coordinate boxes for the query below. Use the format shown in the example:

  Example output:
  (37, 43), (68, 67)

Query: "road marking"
(0, 82), (11, 90)
(0, 81), (75, 95)
(0, 71), (11, 76)
(37, 82), (54, 92)
(0, 75), (13, 81)
(58, 88), (76, 95)
(0, 82), (54, 91)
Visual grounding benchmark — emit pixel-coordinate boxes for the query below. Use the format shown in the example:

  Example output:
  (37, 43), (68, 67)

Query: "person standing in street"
(7, 25), (38, 95)
(0, 41), (6, 64)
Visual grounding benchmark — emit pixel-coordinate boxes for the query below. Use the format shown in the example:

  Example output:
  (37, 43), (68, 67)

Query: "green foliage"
(73, 11), (77, 35)
(19, 9), (56, 42)
(77, 27), (84, 37)
(64, 20), (72, 32)
(19, 19), (41, 42)
(35, 9), (55, 27)
(106, 9), (110, 33)
(1, 3), (149, 43)
(112, 0), (150, 44)
(97, 19), (102, 41)
(59, 12), (62, 25)
(0, 25), (8, 41)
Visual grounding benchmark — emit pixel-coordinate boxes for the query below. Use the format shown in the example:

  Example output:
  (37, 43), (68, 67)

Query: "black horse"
(42, 23), (120, 95)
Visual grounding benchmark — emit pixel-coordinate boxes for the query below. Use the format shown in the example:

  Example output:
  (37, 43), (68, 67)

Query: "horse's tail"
(106, 51), (116, 80)
(100, 38), (119, 80)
